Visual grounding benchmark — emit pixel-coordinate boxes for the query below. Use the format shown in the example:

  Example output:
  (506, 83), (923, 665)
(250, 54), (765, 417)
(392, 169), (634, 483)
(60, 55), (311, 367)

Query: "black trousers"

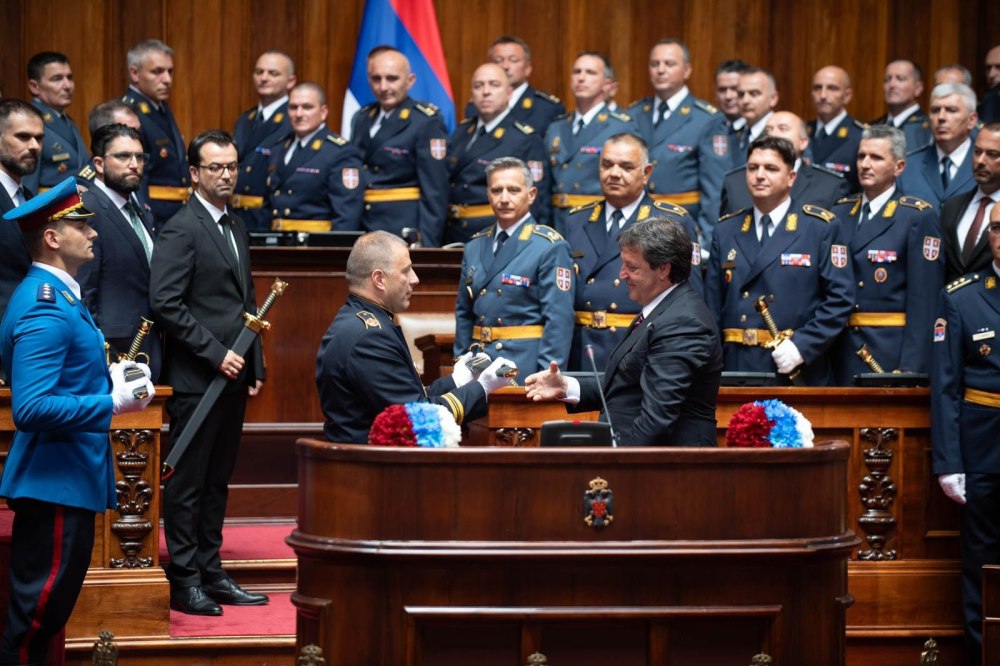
(960, 472), (1000, 666)
(162, 388), (246, 588)
(0, 499), (95, 666)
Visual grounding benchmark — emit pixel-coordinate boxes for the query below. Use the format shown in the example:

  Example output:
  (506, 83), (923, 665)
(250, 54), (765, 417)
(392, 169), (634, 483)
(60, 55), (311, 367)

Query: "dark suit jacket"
(940, 188), (994, 282)
(720, 162), (850, 216)
(76, 184), (163, 381)
(570, 280), (723, 446)
(0, 186), (33, 331)
(149, 195), (263, 395)
(981, 85), (1000, 125)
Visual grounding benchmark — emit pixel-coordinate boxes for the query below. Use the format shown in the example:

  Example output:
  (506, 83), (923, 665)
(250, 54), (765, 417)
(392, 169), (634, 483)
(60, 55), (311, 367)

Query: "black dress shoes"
(170, 585), (223, 616)
(203, 577), (270, 606)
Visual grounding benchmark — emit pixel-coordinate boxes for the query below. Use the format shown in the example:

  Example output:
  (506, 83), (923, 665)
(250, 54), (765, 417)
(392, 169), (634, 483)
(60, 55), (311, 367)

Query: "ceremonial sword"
(753, 295), (806, 387)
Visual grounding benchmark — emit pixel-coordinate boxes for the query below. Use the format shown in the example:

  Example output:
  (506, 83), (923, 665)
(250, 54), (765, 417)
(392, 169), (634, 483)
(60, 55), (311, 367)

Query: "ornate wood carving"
(91, 629), (118, 665)
(920, 638), (939, 664)
(494, 427), (535, 447)
(109, 428), (154, 568)
(298, 644), (327, 665)
(526, 653), (548, 666)
(857, 427), (898, 560)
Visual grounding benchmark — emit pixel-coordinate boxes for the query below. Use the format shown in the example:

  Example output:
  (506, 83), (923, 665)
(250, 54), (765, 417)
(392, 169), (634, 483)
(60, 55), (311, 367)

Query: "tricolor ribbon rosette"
(368, 403), (462, 448)
(725, 399), (815, 448)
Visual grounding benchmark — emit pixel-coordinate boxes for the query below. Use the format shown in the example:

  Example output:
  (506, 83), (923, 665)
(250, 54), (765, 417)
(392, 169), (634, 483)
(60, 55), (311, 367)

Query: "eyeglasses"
(197, 162), (239, 175)
(106, 151), (149, 163)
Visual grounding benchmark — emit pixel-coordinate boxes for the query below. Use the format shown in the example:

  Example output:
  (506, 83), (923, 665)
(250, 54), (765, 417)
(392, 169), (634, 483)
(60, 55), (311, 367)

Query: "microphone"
(585, 344), (619, 447)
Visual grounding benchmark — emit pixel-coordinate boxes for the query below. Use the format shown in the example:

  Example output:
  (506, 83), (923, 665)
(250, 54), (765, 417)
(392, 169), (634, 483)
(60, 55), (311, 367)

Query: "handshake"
(110, 360), (156, 415)
(452, 350), (518, 394)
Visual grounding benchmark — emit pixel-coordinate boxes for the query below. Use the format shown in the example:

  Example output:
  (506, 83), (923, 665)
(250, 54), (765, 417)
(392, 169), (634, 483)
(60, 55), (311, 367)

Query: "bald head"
(471, 63), (512, 121)
(812, 66), (852, 123)
(764, 111), (809, 156)
(367, 47), (415, 111)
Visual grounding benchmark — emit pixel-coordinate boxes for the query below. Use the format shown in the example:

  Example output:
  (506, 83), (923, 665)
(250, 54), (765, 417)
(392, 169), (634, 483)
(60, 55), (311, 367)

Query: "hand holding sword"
(754, 296), (806, 386)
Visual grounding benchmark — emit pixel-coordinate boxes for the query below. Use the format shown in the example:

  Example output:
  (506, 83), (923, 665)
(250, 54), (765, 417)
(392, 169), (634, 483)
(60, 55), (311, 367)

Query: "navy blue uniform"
(232, 102), (291, 231)
(705, 201), (854, 385)
(931, 270), (1000, 663)
(807, 115), (866, 190)
(563, 195), (703, 371)
(0, 187), (32, 355)
(454, 219), (575, 378)
(897, 141), (975, 210)
(122, 88), (189, 225)
(871, 110), (933, 151)
(350, 98), (450, 246)
(23, 100), (88, 194)
(981, 85), (1000, 124)
(465, 85), (565, 136)
(831, 193), (943, 382)
(316, 294), (487, 444)
(544, 104), (637, 233)
(267, 129), (365, 232)
(627, 94), (731, 243)
(445, 114), (549, 244)
(720, 161), (850, 217)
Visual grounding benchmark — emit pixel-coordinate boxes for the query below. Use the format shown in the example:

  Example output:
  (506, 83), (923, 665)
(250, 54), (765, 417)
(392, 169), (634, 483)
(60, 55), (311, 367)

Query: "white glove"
(477, 356), (517, 394)
(938, 473), (966, 505)
(110, 361), (156, 415)
(771, 339), (804, 374)
(451, 352), (475, 387)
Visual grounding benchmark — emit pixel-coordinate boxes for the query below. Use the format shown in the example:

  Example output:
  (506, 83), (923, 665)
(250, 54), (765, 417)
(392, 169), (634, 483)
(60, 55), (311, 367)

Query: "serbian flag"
(341, 0), (455, 137)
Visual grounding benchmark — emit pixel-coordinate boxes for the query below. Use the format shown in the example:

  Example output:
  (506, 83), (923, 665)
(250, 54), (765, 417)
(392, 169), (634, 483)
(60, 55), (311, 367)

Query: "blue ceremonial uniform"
(721, 161), (850, 217)
(267, 128), (365, 231)
(563, 194), (703, 371)
(233, 102), (291, 231)
(122, 87), (189, 225)
(454, 218), (575, 378)
(627, 94), (731, 243)
(981, 85), (1000, 124)
(316, 294), (488, 444)
(897, 142), (975, 210)
(544, 104), (637, 233)
(464, 85), (566, 136)
(705, 201), (854, 385)
(871, 111), (933, 152)
(831, 192), (943, 382)
(931, 270), (1000, 662)
(445, 113), (550, 244)
(807, 115), (866, 191)
(23, 100), (88, 194)
(350, 98), (450, 246)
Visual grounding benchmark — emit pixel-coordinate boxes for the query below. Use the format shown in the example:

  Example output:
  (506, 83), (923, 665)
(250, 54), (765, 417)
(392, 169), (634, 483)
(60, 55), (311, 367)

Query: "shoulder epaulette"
(898, 195), (932, 211)
(802, 204), (835, 223)
(724, 165), (746, 176)
(458, 117), (474, 126)
(243, 106), (257, 118)
(531, 224), (563, 243)
(326, 134), (347, 146)
(513, 121), (535, 135)
(470, 226), (493, 240)
(610, 110), (632, 122)
(653, 200), (689, 217)
(415, 103), (438, 117)
(568, 200), (601, 215)
(355, 310), (382, 330)
(836, 194), (861, 206)
(719, 207), (751, 222)
(852, 118), (868, 130)
(78, 164), (96, 181)
(693, 99), (718, 114)
(905, 144), (931, 158)
(535, 89), (561, 105)
(553, 112), (571, 123)
(36, 283), (56, 303)
(946, 274), (979, 293)
(810, 163), (846, 178)
(626, 98), (650, 111)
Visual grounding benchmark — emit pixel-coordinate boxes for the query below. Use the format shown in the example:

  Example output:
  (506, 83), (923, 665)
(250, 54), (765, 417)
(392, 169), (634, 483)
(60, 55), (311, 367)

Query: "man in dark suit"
(721, 110), (849, 215)
(983, 45), (1000, 125)
(75, 123), (162, 381)
(77, 100), (142, 189)
(150, 129), (267, 616)
(871, 59), (932, 151)
(939, 122), (1000, 282)
(232, 51), (295, 231)
(898, 83), (979, 210)
(526, 217), (723, 446)
(807, 66), (866, 190)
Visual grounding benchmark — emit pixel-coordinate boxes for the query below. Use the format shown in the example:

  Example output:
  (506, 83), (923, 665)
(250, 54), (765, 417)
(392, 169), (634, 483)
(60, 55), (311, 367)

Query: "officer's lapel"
(483, 222), (526, 282)
(732, 217), (762, 282)
(654, 97), (690, 142)
(633, 106), (654, 142)
(947, 150), (975, 198)
(920, 149), (945, 201)
(573, 105), (606, 151)
(749, 212), (797, 278)
(581, 202), (608, 258)
(852, 200), (896, 251)
(371, 103), (411, 148)
(976, 277), (1000, 318)
(192, 198), (243, 290)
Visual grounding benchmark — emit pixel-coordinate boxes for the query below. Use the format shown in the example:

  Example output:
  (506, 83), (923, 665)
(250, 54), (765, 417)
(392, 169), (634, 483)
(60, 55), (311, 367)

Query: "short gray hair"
(618, 217), (693, 283)
(128, 39), (173, 71)
(862, 124), (907, 161)
(291, 81), (327, 106)
(931, 82), (977, 112)
(345, 231), (408, 289)
(604, 132), (650, 166)
(485, 156), (533, 189)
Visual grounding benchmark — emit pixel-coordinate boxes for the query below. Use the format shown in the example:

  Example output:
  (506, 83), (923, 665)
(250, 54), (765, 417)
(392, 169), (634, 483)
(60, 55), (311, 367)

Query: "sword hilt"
(855, 344), (886, 374)
(753, 295), (803, 384)
(118, 317), (154, 362)
(243, 278), (288, 333)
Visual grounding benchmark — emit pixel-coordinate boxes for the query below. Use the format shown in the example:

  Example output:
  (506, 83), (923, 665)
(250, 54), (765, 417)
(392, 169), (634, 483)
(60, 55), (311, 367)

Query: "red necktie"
(962, 197), (992, 265)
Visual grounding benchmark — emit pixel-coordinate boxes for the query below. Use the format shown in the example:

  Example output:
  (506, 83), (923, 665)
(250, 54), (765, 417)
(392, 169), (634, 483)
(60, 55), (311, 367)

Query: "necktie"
(369, 112), (386, 138)
(630, 312), (645, 330)
(858, 203), (871, 228)
(219, 213), (240, 270)
(467, 125), (486, 150)
(759, 214), (772, 246)
(962, 197), (992, 265)
(655, 100), (669, 128)
(610, 209), (625, 235)
(12, 187), (24, 207)
(253, 108), (264, 128)
(125, 201), (152, 262)
(574, 117), (585, 135)
(494, 229), (509, 255)
(941, 156), (952, 191)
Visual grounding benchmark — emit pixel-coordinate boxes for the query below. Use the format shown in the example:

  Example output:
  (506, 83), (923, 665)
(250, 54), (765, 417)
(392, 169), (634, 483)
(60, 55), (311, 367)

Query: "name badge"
(972, 330), (996, 341)
(52, 152), (71, 162)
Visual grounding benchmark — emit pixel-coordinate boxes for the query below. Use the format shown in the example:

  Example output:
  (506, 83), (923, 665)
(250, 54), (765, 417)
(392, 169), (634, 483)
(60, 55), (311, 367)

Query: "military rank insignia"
(356, 311), (381, 330)
(987, 276), (997, 290)
(429, 138), (446, 160)
(311, 139), (322, 151)
(37, 284), (55, 302)
(522, 97), (532, 109)
(399, 108), (410, 120)
(838, 126), (848, 138)
(273, 112), (284, 124)
(933, 318), (946, 342)
(923, 236), (941, 261)
(831, 245), (847, 268)
(342, 168), (359, 189)
(556, 267), (572, 291)
(584, 477), (613, 528)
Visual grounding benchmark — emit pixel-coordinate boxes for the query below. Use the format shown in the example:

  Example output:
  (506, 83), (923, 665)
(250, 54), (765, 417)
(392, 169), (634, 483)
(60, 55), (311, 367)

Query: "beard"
(104, 170), (142, 195)
(0, 151), (38, 177)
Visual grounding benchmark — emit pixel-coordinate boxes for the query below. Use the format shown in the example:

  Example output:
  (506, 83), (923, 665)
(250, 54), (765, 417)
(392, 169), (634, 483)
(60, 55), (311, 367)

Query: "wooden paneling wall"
(2, 0), (998, 149)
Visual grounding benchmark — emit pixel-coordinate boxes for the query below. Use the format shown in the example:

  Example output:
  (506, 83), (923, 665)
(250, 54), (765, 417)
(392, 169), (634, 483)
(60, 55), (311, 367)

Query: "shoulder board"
(531, 224), (563, 243)
(852, 118), (868, 130)
(693, 99), (718, 114)
(568, 200), (601, 215)
(802, 204), (835, 222)
(836, 194), (861, 206)
(653, 200), (688, 217)
(470, 226), (493, 240)
(78, 164), (96, 181)
(810, 163), (846, 178)
(610, 110), (632, 122)
(355, 310), (382, 330)
(513, 121), (535, 135)
(719, 207), (751, 222)
(243, 106), (257, 118)
(626, 97), (650, 111)
(326, 134), (347, 146)
(905, 144), (931, 158)
(36, 283), (56, 303)
(458, 117), (474, 126)
(415, 103), (438, 117)
(360, 102), (379, 113)
(946, 274), (979, 294)
(724, 165), (746, 177)
(552, 112), (571, 123)
(535, 89), (561, 104)
(898, 195), (932, 211)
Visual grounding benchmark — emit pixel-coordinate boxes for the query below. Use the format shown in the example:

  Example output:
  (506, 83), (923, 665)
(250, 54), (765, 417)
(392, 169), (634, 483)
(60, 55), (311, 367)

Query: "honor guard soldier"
(233, 51), (295, 231)
(721, 111), (849, 215)
(122, 40), (190, 225)
(930, 204), (1000, 666)
(350, 46), (449, 247)
(627, 38), (731, 244)
(731, 67), (779, 167)
(267, 82), (364, 233)
(446, 63), (549, 245)
(23, 52), (89, 195)
(831, 125), (943, 383)
(872, 59), (932, 151)
(545, 51), (636, 233)
(454, 157), (575, 379)
(77, 100), (142, 190)
(705, 136), (853, 385)
(564, 133), (702, 371)
(807, 66), (866, 191)
(465, 36), (565, 136)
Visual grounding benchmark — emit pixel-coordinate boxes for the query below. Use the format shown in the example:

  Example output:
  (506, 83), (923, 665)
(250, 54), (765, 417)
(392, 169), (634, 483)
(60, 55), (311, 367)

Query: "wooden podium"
(291, 439), (858, 665)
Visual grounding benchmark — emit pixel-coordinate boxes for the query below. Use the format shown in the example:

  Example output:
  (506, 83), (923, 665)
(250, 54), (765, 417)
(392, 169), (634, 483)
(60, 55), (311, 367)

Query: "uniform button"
(854, 304), (861, 310)
(573, 183), (580, 190)
(768, 294), (775, 302)
(363, 164), (369, 170)
(495, 343), (503, 350)
(365, 204), (371, 210)
(613, 279), (620, 286)
(609, 326), (617, 333)
(497, 318), (503, 324)
(245, 165), (252, 173)
(272, 209), (278, 216)
(742, 291), (749, 299)
(496, 289), (502, 295)
(373, 166), (380, 172)
(243, 186), (250, 192)
(652, 160), (658, 165)
(561, 164), (568, 169)
(610, 303), (617, 311)
(480, 289), (487, 296)
(858, 281), (864, 288)
(284, 208), (291, 215)
(585, 301), (591, 308)
(274, 190), (280, 197)
(450, 181), (456, 187)
(740, 314), (747, 322)
(463, 184), (469, 190)
(587, 278), (595, 284)
(287, 189), (293, 195)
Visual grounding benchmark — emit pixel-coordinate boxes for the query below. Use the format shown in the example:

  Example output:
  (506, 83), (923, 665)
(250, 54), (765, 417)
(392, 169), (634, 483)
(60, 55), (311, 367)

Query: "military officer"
(930, 203), (1000, 665)
(446, 63), (549, 244)
(350, 46), (449, 247)
(705, 136), (853, 385)
(233, 51), (295, 231)
(77, 100), (142, 189)
(831, 125), (943, 383)
(454, 157), (575, 379)
(464, 36), (565, 135)
(983, 45), (1000, 124)
(872, 59), (932, 151)
(715, 59), (749, 135)
(545, 51), (636, 233)
(807, 66), (866, 190)
(23, 52), (88, 195)
(267, 83), (364, 232)
(731, 67), (779, 167)
(122, 39), (189, 225)
(564, 132), (702, 371)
